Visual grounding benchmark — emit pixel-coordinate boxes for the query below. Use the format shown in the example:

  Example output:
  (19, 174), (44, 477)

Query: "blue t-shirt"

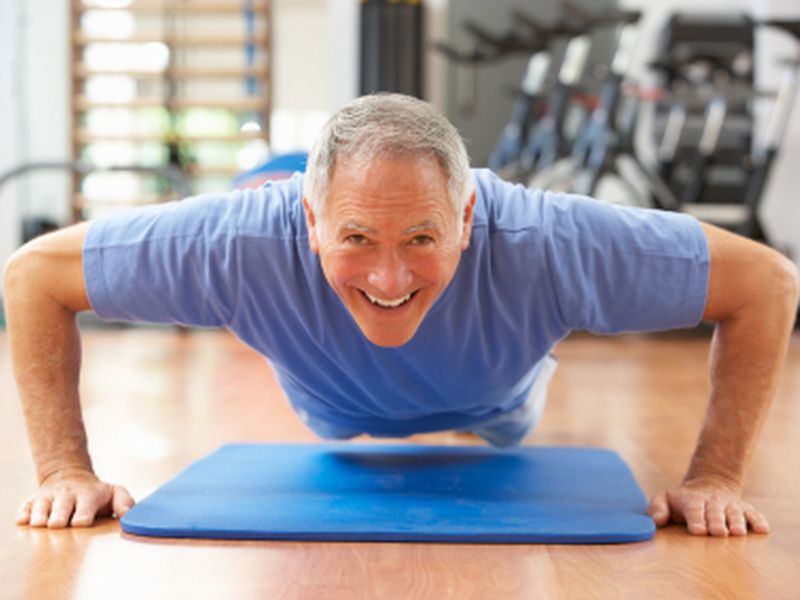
(83, 169), (709, 436)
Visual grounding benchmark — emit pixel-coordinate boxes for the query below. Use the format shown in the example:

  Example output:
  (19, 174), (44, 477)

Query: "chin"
(361, 326), (419, 348)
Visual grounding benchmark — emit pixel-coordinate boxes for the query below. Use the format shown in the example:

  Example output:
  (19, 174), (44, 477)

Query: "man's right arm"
(3, 222), (134, 528)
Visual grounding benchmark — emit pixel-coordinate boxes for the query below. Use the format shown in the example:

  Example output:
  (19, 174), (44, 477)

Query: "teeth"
(363, 291), (412, 308)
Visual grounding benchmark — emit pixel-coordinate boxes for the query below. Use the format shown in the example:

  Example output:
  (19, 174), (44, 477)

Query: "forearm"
(648, 224), (797, 535)
(4, 250), (94, 483)
(686, 277), (797, 488)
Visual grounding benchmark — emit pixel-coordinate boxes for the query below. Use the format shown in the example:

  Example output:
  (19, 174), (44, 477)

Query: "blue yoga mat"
(121, 443), (655, 544)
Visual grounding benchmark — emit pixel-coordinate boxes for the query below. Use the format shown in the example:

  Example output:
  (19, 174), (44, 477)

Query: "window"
(71, 0), (272, 219)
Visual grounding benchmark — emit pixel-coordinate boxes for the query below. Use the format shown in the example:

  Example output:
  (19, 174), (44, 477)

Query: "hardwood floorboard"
(1, 327), (799, 599)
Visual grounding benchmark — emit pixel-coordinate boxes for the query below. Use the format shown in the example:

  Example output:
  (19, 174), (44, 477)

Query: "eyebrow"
(336, 220), (440, 236)
(337, 221), (376, 235)
(403, 221), (439, 235)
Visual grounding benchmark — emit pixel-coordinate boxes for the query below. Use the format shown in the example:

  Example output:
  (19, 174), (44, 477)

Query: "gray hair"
(304, 93), (474, 221)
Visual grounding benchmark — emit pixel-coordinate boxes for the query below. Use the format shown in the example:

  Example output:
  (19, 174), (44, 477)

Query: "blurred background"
(1, 0), (799, 300)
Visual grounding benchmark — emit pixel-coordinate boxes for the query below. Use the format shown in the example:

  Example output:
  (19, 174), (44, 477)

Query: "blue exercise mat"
(120, 444), (655, 544)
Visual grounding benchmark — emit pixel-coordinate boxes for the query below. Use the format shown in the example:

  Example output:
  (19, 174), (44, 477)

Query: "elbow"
(3, 241), (54, 304)
(3, 227), (91, 315)
(3, 246), (40, 312)
(786, 259), (799, 314)
(768, 251), (799, 320)
(3, 246), (29, 298)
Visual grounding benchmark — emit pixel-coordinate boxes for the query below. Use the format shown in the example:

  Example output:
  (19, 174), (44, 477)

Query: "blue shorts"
(297, 355), (558, 448)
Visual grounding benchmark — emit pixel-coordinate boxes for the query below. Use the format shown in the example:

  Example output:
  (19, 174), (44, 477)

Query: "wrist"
(682, 466), (743, 492)
(37, 461), (95, 486)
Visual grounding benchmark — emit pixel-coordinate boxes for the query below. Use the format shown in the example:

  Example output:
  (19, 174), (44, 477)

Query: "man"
(4, 94), (798, 536)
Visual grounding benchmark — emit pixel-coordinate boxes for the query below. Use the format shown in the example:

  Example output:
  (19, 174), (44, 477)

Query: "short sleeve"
(541, 194), (710, 334)
(82, 193), (243, 328)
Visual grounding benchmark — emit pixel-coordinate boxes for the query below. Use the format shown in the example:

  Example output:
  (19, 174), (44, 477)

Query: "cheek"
(320, 251), (363, 287)
(410, 251), (460, 285)
(320, 246), (462, 290)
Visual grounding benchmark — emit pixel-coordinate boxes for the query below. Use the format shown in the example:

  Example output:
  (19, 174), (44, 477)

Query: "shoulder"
(224, 173), (307, 240)
(87, 173), (308, 246)
(470, 169), (611, 237)
(472, 168), (701, 244)
(465, 173), (707, 286)
(470, 169), (545, 233)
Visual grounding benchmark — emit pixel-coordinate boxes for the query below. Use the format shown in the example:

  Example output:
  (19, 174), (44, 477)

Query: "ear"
(302, 197), (320, 254)
(459, 192), (477, 251)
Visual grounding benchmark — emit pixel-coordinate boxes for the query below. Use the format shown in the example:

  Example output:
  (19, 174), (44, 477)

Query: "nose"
(367, 248), (412, 296)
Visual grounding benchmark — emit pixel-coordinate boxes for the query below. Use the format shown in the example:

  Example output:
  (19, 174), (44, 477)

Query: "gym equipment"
(679, 90), (729, 206)
(0, 161), (190, 199)
(651, 69), (690, 185)
(474, 8), (797, 245)
(564, 23), (640, 193)
(525, 15), (684, 211)
(231, 151), (307, 190)
(487, 51), (552, 173)
(650, 28), (756, 210)
(527, 19), (653, 201)
(659, 18), (800, 243)
(360, 0), (424, 97)
(737, 20), (800, 240)
(0, 160), (191, 240)
(515, 32), (592, 180)
(437, 5), (641, 184)
(433, 13), (545, 65)
(120, 443), (656, 544)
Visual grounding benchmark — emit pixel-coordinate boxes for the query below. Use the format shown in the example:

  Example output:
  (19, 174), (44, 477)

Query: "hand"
(16, 467), (135, 529)
(648, 477), (769, 537)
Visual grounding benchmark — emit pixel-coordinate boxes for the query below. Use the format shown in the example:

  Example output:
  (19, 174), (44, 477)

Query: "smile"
(361, 290), (414, 308)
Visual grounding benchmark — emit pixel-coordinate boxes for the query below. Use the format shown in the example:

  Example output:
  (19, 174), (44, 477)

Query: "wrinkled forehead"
(324, 197), (459, 241)
(323, 155), (456, 222)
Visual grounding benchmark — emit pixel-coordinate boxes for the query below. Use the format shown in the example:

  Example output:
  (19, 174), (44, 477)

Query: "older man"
(4, 94), (798, 536)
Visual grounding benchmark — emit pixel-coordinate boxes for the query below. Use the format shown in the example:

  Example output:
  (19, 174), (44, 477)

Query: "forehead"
(324, 155), (454, 226)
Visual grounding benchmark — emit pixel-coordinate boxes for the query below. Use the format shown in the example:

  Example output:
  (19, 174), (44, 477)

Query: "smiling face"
(303, 155), (475, 347)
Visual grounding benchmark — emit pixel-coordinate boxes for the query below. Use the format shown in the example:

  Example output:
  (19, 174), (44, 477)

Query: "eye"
(345, 234), (370, 245)
(409, 234), (434, 246)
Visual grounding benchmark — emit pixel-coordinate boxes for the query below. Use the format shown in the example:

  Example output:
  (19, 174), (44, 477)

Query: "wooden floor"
(1, 327), (799, 599)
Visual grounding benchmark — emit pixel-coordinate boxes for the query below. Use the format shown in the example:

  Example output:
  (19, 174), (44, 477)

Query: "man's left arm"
(648, 222), (799, 536)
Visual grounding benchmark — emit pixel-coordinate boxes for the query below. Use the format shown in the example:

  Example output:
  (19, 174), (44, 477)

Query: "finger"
(16, 499), (33, 526)
(725, 504), (747, 536)
(705, 499), (729, 537)
(70, 494), (100, 528)
(111, 486), (135, 518)
(684, 498), (708, 536)
(647, 492), (670, 526)
(744, 507), (770, 534)
(48, 494), (77, 529)
(29, 497), (53, 528)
